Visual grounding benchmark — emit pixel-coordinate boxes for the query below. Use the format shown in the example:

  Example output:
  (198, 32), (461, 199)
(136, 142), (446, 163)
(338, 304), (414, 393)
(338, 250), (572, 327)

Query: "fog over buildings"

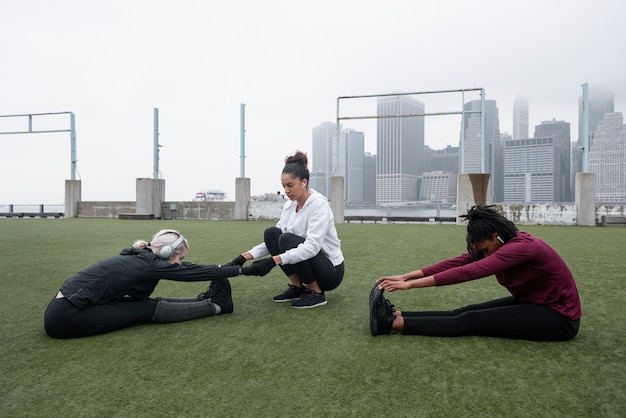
(315, 85), (624, 205)
(1, 1), (624, 205)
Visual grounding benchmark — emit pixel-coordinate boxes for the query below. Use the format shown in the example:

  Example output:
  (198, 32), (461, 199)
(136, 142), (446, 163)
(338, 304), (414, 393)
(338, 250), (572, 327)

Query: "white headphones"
(158, 234), (186, 260)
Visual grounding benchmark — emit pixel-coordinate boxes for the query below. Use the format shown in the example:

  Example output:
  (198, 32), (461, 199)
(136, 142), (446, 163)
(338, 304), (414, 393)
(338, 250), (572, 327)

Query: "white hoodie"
(248, 189), (344, 266)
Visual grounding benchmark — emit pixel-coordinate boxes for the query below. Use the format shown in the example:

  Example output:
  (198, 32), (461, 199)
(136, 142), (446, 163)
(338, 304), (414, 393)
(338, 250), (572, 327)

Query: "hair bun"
(285, 150), (308, 167)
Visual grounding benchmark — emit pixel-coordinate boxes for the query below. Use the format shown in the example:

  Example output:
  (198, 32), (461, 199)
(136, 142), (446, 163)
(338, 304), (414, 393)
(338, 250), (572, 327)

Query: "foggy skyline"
(1, 0), (625, 204)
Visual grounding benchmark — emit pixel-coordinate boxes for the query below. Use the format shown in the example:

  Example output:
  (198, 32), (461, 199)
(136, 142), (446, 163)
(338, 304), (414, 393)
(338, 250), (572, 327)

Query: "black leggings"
(44, 294), (218, 339)
(44, 297), (157, 339)
(401, 296), (580, 341)
(264, 227), (344, 291)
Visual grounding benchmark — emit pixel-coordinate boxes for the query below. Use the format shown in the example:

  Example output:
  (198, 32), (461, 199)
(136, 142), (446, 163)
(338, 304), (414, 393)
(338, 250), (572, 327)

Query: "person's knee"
(278, 232), (303, 251)
(263, 227), (281, 243)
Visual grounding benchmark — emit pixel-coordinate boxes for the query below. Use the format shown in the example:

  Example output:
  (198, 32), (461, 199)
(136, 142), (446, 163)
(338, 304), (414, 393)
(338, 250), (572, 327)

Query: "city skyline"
(1, 1), (624, 204)
(316, 86), (623, 205)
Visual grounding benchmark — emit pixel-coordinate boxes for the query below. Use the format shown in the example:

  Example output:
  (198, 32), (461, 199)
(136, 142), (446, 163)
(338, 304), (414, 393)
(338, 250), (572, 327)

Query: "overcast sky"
(1, 0), (625, 205)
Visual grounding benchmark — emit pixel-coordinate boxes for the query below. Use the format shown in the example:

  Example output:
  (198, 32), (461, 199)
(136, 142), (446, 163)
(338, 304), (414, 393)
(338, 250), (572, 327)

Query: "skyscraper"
(504, 120), (571, 203)
(376, 95), (425, 204)
(572, 85), (615, 197)
(363, 152), (376, 205)
(337, 129), (365, 205)
(460, 99), (503, 202)
(588, 112), (626, 202)
(534, 119), (571, 202)
(311, 122), (337, 197)
(311, 122), (366, 204)
(513, 96), (529, 140)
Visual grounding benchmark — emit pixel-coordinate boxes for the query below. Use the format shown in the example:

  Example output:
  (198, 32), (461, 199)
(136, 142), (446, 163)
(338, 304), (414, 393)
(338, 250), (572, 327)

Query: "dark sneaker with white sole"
(273, 284), (307, 302)
(291, 289), (327, 309)
(207, 279), (233, 314)
(369, 283), (395, 335)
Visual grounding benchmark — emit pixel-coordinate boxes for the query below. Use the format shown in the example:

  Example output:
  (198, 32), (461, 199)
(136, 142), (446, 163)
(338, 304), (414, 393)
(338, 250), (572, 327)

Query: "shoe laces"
(382, 297), (395, 313)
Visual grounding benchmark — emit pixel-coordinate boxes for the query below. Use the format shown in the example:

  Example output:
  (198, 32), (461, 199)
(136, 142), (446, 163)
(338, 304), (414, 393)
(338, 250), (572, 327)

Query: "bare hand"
(377, 278), (412, 292)
(375, 275), (405, 284)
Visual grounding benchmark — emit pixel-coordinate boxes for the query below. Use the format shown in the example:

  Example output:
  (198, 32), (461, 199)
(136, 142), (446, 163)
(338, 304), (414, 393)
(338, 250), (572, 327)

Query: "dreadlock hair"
(460, 205), (518, 260)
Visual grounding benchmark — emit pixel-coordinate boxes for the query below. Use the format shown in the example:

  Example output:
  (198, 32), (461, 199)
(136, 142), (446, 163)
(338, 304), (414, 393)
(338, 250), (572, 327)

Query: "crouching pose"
(370, 205), (581, 341)
(230, 151), (345, 309)
(44, 229), (266, 338)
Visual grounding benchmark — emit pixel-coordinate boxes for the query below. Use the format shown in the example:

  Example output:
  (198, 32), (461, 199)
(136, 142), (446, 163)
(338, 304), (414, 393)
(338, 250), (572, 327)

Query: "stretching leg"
(44, 297), (157, 339)
(401, 297), (579, 341)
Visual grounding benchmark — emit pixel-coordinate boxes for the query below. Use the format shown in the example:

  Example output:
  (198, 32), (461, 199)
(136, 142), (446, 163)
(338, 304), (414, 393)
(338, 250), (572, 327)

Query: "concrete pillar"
(575, 172), (596, 226)
(235, 177), (251, 220)
(330, 176), (344, 223)
(64, 179), (81, 218)
(456, 173), (491, 224)
(136, 178), (165, 218)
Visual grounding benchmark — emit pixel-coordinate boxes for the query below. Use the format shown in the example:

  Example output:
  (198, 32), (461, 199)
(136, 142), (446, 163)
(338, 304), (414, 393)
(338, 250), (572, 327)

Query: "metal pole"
(240, 103), (246, 177)
(335, 98), (341, 177)
(70, 112), (77, 180)
(480, 89), (486, 173)
(153, 108), (159, 179)
(581, 83), (589, 172)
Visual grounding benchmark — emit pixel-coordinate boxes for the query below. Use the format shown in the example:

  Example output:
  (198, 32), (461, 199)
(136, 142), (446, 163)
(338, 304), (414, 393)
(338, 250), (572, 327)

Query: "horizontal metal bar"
(338, 88), (483, 100)
(338, 109), (482, 121)
(0, 111), (72, 118)
(0, 129), (71, 135)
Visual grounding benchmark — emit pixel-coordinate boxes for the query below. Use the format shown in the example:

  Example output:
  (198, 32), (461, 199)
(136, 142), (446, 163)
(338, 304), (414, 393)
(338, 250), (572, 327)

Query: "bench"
(0, 212), (63, 218)
(118, 213), (155, 220)
(387, 216), (456, 224)
(601, 215), (626, 227)
(344, 216), (383, 223)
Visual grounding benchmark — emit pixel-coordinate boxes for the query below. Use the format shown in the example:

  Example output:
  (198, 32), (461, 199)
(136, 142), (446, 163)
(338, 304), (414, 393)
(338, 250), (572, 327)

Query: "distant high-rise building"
(363, 152), (376, 205)
(513, 96), (529, 140)
(311, 122), (367, 204)
(504, 120), (571, 203)
(311, 122), (337, 197)
(424, 145), (459, 174)
(534, 119), (571, 202)
(376, 96), (425, 204)
(460, 99), (503, 202)
(588, 112), (626, 202)
(420, 171), (457, 203)
(337, 129), (365, 205)
(573, 85), (615, 197)
(505, 137), (557, 203)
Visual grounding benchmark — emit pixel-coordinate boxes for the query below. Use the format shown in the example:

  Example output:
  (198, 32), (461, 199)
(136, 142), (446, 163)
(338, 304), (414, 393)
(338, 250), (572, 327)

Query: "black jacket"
(59, 248), (240, 309)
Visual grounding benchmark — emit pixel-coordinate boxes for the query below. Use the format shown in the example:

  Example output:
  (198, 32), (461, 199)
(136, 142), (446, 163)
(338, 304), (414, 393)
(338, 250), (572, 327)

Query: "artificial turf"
(0, 218), (624, 417)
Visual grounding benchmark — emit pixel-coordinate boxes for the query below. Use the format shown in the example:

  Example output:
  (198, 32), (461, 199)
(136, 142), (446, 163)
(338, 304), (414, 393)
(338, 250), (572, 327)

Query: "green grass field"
(1, 218), (624, 417)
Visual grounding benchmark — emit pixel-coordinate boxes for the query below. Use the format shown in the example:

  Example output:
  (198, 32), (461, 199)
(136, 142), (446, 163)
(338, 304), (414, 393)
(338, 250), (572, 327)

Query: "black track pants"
(44, 297), (156, 339)
(401, 296), (580, 341)
(263, 227), (344, 291)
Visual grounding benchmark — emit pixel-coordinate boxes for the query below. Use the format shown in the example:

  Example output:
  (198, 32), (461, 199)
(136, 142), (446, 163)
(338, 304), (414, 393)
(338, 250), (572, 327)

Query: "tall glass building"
(376, 96), (425, 204)
(589, 112), (626, 202)
(513, 96), (529, 140)
(460, 99), (503, 202)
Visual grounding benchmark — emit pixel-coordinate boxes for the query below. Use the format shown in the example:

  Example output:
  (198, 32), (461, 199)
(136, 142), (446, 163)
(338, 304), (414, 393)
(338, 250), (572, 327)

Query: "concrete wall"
(78, 201), (135, 218)
(77, 200), (625, 225)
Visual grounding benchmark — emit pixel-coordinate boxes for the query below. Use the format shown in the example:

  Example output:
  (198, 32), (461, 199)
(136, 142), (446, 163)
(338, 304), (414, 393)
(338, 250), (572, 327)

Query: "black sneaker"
(291, 289), (327, 309)
(197, 283), (216, 300)
(207, 279), (233, 314)
(369, 284), (395, 336)
(273, 284), (306, 302)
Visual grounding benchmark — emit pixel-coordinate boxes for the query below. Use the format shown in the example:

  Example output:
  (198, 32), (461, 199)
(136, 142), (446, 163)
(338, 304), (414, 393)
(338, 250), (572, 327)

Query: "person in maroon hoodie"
(370, 205), (581, 341)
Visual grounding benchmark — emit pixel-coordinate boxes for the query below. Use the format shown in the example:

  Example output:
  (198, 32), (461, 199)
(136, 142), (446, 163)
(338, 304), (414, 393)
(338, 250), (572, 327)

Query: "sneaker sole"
(369, 284), (384, 336)
(291, 300), (328, 309)
(273, 297), (302, 302)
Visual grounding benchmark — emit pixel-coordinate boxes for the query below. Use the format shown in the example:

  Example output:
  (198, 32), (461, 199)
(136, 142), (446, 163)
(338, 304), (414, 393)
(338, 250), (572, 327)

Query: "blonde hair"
(133, 229), (189, 259)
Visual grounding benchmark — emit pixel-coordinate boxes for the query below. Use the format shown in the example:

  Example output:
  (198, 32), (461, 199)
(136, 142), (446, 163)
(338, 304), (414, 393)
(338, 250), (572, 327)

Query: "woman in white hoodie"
(233, 151), (344, 308)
